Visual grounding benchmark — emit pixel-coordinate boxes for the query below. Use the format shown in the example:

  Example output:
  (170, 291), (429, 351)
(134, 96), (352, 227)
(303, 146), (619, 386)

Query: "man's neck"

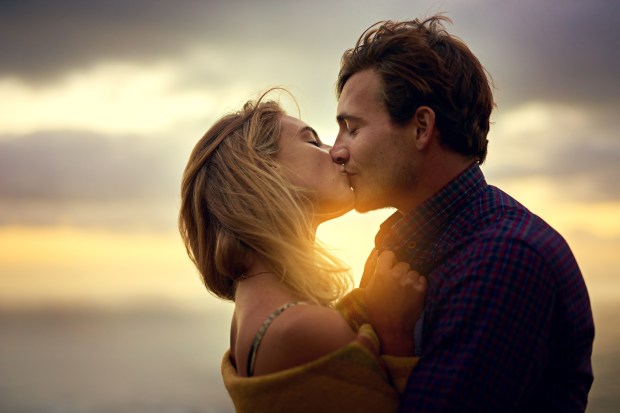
(396, 156), (476, 214)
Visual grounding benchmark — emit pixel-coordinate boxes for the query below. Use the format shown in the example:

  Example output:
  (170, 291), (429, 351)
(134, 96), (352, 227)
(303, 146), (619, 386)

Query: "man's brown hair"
(337, 16), (494, 163)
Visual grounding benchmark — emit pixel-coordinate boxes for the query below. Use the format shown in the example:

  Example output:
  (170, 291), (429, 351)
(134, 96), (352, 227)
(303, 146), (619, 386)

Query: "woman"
(179, 90), (426, 412)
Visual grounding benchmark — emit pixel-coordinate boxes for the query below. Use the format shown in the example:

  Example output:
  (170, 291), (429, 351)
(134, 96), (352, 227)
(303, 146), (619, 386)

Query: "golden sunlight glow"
(494, 177), (620, 239)
(0, 210), (391, 309)
(541, 202), (620, 240)
(318, 209), (393, 282)
(0, 226), (206, 308)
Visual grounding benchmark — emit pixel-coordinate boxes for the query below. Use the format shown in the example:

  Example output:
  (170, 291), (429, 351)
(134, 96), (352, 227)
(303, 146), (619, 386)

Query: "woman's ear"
(412, 106), (436, 150)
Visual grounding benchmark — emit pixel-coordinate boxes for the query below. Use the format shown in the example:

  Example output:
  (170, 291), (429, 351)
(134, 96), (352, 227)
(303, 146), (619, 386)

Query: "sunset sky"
(1, 2), (619, 411)
(1, 0), (618, 319)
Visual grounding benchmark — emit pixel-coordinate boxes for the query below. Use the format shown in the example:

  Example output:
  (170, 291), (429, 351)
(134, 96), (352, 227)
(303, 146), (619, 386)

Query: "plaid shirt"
(362, 164), (594, 412)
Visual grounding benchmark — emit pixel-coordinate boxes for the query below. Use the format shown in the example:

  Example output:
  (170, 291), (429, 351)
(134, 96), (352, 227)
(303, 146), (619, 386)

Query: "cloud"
(451, 0), (620, 107)
(0, 131), (187, 201)
(3, 0), (617, 110)
(485, 102), (620, 202)
(1, 0), (618, 226)
(0, 63), (217, 135)
(0, 0), (207, 83)
(0, 0), (365, 84)
(0, 130), (193, 229)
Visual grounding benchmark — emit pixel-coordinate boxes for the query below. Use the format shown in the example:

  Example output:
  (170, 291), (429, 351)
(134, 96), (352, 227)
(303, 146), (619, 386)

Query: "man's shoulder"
(453, 184), (575, 270)
(472, 185), (562, 242)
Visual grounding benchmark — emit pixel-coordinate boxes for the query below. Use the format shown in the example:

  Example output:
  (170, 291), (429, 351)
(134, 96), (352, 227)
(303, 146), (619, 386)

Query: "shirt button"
(407, 241), (417, 249)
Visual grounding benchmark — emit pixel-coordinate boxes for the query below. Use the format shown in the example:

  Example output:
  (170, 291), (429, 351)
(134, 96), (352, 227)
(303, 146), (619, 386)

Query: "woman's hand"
(364, 250), (427, 356)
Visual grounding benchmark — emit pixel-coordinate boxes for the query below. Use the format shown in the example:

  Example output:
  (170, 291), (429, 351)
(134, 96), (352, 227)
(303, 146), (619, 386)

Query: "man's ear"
(412, 106), (436, 150)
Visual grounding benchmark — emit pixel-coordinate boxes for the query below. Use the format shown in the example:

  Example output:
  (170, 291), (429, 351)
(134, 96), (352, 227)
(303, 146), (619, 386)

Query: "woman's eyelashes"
(308, 140), (321, 147)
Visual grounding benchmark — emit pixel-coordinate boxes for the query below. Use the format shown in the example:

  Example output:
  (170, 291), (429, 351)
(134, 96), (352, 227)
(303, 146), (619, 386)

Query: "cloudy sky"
(0, 0), (619, 316)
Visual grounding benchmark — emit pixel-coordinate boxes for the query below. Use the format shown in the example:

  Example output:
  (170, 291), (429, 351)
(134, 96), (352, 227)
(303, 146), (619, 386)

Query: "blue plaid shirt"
(362, 164), (594, 412)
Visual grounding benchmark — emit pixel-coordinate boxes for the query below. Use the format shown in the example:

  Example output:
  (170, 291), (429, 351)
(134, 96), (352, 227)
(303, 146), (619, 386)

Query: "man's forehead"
(338, 70), (383, 114)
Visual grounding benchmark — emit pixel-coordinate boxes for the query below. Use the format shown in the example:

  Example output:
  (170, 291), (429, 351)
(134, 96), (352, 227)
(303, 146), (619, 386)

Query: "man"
(330, 16), (594, 412)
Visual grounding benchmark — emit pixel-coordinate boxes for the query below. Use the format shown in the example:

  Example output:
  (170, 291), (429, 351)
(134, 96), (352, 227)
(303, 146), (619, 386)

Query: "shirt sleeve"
(399, 237), (557, 412)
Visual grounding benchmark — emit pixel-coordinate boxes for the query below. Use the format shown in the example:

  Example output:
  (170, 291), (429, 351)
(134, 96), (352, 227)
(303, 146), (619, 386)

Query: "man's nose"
(330, 144), (350, 164)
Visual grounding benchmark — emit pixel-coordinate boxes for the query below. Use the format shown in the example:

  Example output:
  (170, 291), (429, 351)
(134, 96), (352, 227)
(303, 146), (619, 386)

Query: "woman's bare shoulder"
(252, 304), (356, 375)
(280, 304), (357, 348)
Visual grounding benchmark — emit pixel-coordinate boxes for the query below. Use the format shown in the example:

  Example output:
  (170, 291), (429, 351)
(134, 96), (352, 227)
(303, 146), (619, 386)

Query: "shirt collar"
(377, 163), (486, 250)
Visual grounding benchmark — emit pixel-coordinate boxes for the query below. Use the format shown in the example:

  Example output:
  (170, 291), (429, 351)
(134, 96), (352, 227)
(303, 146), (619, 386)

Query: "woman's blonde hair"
(179, 90), (351, 306)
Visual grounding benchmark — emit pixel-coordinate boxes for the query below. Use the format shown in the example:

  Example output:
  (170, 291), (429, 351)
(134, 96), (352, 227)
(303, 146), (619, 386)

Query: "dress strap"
(247, 301), (305, 377)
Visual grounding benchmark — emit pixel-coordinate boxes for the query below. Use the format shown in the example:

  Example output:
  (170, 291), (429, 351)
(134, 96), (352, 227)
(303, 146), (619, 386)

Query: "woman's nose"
(330, 145), (350, 164)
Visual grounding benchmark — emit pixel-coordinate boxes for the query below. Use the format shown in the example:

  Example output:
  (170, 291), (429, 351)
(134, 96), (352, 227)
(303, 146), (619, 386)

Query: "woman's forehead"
(280, 114), (306, 131)
(280, 115), (317, 139)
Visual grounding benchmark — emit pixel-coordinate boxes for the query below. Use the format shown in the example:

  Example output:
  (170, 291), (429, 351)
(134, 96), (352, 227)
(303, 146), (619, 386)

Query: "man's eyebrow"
(336, 113), (363, 123)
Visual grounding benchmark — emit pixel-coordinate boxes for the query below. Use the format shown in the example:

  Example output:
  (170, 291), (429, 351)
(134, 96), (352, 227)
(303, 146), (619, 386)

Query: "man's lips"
(337, 164), (355, 188)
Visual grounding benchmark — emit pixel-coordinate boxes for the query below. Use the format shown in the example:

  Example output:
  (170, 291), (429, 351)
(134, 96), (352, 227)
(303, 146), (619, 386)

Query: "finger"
(398, 270), (417, 286)
(416, 275), (428, 291)
(408, 273), (427, 292)
(404, 269), (421, 282)
(390, 262), (411, 278)
(400, 275), (415, 287)
(398, 270), (419, 287)
(376, 250), (397, 276)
